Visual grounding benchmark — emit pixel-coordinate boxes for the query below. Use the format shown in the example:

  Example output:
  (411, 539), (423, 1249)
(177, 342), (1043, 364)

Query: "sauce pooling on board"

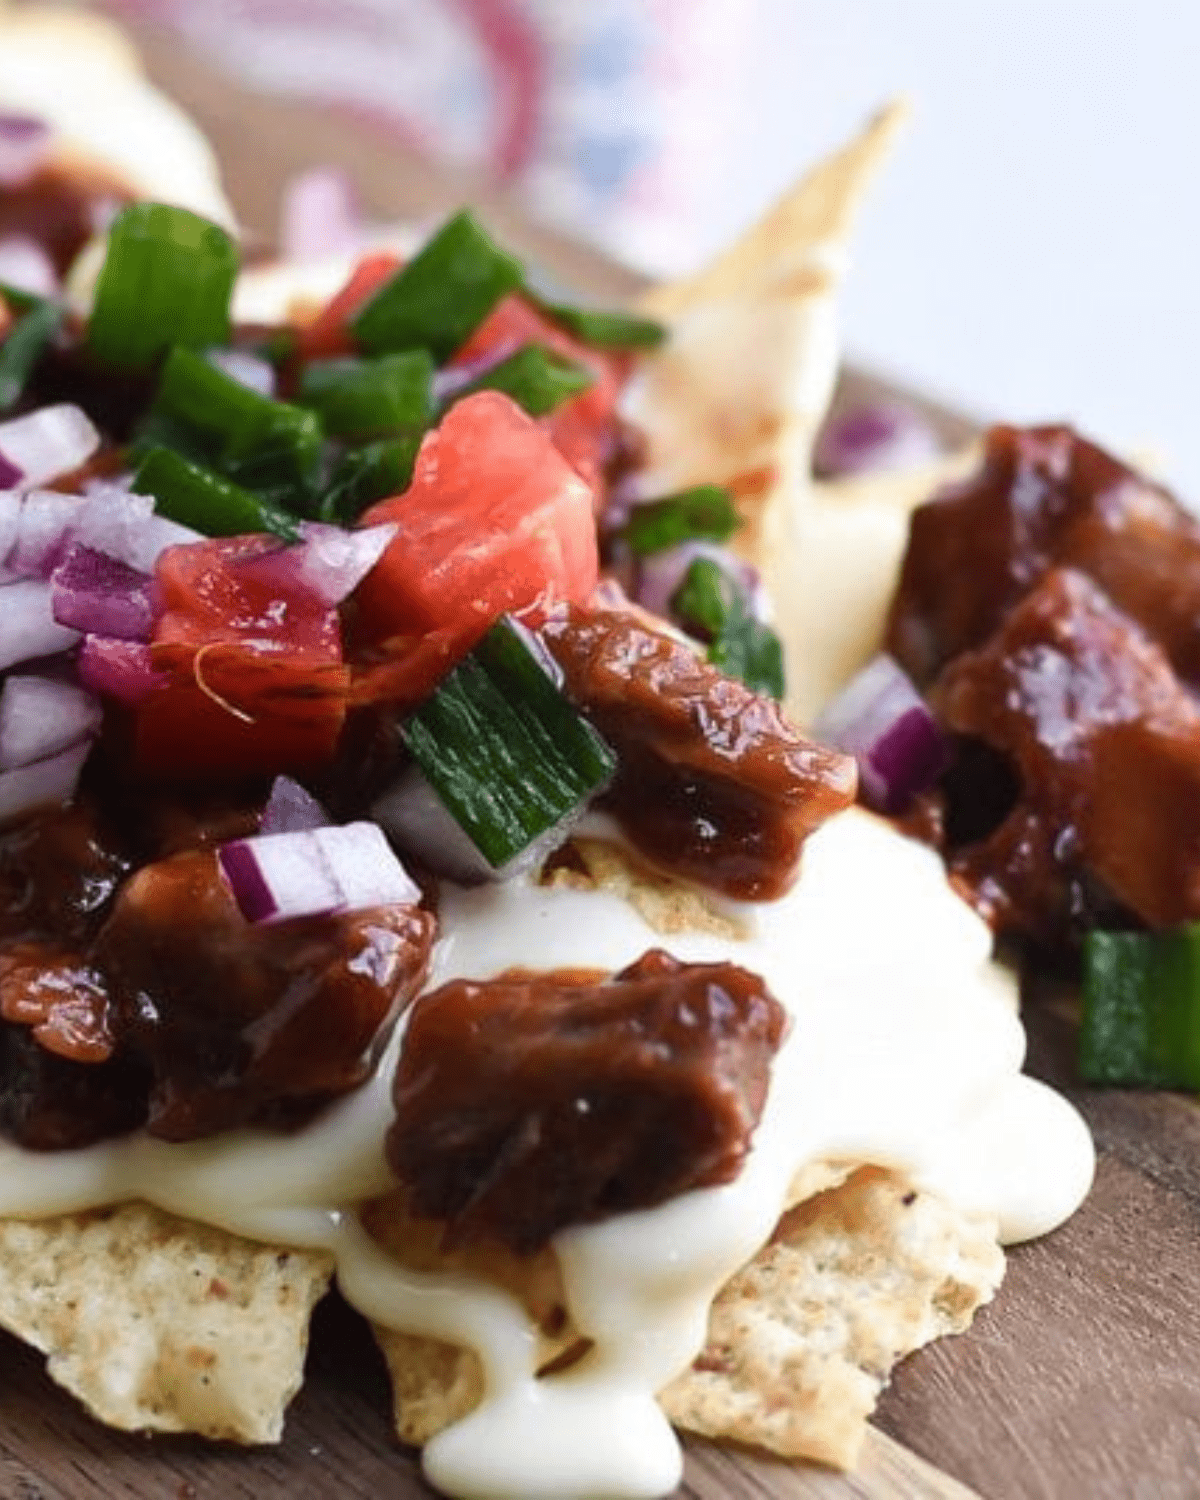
(0, 809), (1094, 1500)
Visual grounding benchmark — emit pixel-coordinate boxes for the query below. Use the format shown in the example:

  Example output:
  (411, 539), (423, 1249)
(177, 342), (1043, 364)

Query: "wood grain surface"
(0, 17), (1193, 1499)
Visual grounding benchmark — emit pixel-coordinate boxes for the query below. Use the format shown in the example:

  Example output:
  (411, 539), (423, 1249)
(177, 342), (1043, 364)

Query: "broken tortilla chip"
(0, 1202), (332, 1443)
(661, 1166), (1003, 1470)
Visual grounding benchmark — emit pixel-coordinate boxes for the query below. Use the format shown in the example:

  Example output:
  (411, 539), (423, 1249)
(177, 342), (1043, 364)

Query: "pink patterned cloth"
(100, 0), (752, 273)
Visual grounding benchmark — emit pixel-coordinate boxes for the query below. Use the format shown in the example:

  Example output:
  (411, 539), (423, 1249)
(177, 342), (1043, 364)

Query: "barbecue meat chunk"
(0, 801), (132, 948)
(0, 1020), (149, 1151)
(539, 602), (856, 899)
(388, 949), (787, 1254)
(933, 568), (1200, 939)
(95, 849), (434, 1139)
(887, 424), (1200, 687)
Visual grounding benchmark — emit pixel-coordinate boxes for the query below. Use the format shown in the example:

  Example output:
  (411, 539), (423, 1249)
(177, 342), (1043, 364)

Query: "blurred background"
(35, 1), (1200, 492)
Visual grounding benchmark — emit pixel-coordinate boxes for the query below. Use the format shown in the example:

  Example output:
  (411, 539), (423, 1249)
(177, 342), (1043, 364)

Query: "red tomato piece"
(353, 391), (598, 649)
(296, 251), (403, 360)
(138, 537), (348, 780)
(449, 294), (625, 495)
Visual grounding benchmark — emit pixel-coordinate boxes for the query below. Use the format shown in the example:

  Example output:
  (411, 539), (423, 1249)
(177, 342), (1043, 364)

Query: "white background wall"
(715, 1), (1200, 496)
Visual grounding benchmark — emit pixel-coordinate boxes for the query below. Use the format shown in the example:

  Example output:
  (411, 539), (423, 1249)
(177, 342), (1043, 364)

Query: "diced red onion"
(83, 474), (134, 497)
(372, 763), (589, 884)
(0, 739), (90, 825)
(813, 653), (949, 814)
(431, 365), (477, 404)
(77, 637), (167, 706)
(9, 490), (87, 577)
(50, 544), (157, 642)
(0, 115), (51, 189)
(70, 487), (155, 569)
(125, 512), (203, 571)
(0, 492), (22, 581)
(0, 235), (59, 299)
(218, 821), (420, 924)
(432, 345), (513, 406)
(8, 486), (199, 579)
(208, 348), (277, 398)
(260, 775), (329, 835)
(280, 166), (363, 263)
(296, 521), (399, 606)
(0, 406), (99, 490)
(636, 540), (767, 623)
(0, 675), (102, 772)
(313, 823), (422, 910)
(0, 578), (81, 671)
(814, 401), (941, 479)
(589, 575), (636, 613)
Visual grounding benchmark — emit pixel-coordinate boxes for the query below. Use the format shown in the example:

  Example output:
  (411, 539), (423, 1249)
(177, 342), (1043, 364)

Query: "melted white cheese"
(0, 809), (1093, 1500)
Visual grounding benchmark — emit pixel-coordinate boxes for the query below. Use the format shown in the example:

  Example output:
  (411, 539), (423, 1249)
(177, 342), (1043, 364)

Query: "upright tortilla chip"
(623, 104), (914, 729)
(0, 1202), (332, 1443)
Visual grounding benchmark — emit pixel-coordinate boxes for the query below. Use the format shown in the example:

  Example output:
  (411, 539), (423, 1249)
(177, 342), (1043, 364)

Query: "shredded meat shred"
(538, 602), (856, 899)
(388, 949), (787, 1254)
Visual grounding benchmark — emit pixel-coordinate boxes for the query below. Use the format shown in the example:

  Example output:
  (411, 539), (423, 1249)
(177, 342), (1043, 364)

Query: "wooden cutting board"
(2, 18), (1195, 1498)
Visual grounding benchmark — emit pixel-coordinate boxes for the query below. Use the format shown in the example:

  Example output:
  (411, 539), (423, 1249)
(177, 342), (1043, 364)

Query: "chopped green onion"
(710, 612), (785, 700)
(622, 486), (740, 556)
(244, 327), (298, 367)
(540, 301), (667, 350)
(351, 210), (522, 361)
(0, 297), (61, 411)
(400, 616), (616, 871)
(148, 346), (323, 513)
(87, 203), (239, 370)
(133, 445), (301, 542)
(671, 558), (785, 700)
(0, 281), (47, 315)
(1080, 925), (1200, 1090)
(454, 343), (594, 417)
(671, 559), (729, 638)
(298, 350), (434, 440)
(319, 434), (423, 524)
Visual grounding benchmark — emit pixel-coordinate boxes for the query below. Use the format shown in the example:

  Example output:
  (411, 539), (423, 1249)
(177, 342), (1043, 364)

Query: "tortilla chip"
(543, 836), (750, 941)
(368, 1165), (855, 1446)
(0, 1201), (333, 1443)
(639, 102), (908, 320)
(624, 105), (917, 735)
(782, 447), (982, 724)
(368, 1167), (1002, 1465)
(661, 1166), (1003, 1469)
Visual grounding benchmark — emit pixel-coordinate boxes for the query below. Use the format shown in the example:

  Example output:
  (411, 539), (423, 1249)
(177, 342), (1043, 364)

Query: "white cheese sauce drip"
(0, 809), (1094, 1500)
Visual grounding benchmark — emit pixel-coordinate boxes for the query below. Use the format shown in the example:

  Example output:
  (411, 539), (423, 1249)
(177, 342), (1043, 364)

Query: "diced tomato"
(353, 391), (598, 654)
(155, 535), (340, 657)
(449, 294), (626, 496)
(296, 251), (403, 361)
(137, 536), (348, 779)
